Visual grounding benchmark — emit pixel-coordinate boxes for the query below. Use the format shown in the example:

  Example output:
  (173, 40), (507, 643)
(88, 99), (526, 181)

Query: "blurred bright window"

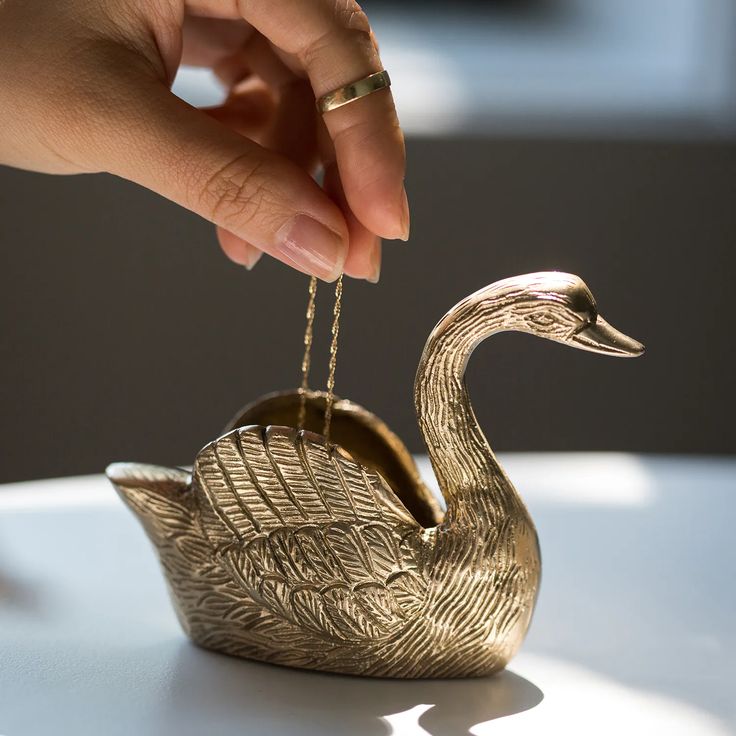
(175, 0), (736, 138)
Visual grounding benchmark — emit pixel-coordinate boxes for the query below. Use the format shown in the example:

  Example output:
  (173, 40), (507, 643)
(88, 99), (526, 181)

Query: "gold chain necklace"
(297, 273), (344, 442)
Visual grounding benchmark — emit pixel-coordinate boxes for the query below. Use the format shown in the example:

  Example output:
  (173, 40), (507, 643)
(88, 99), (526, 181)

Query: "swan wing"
(192, 425), (427, 648)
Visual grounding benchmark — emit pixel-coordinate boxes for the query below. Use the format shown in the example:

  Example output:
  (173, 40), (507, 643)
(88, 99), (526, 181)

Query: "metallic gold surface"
(107, 272), (643, 678)
(317, 70), (391, 113)
(297, 276), (317, 431)
(323, 273), (343, 442)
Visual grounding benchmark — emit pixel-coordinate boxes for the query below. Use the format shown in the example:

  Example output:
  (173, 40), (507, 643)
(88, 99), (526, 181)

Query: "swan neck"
(414, 293), (519, 519)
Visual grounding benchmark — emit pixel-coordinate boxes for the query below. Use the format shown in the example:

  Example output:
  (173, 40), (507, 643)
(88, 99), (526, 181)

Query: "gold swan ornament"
(108, 272), (643, 678)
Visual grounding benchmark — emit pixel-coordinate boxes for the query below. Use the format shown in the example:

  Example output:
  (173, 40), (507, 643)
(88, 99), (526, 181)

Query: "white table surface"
(1, 454), (734, 735)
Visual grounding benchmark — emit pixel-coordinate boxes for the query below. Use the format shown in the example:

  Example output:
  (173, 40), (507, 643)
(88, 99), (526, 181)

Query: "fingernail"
(275, 214), (345, 281)
(228, 242), (263, 270)
(367, 237), (382, 283)
(398, 186), (410, 241)
(243, 246), (263, 271)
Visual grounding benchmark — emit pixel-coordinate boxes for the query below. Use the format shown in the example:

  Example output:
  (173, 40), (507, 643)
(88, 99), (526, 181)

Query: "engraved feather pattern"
(110, 427), (536, 676)
(109, 272), (642, 678)
(192, 426), (427, 662)
(110, 425), (434, 675)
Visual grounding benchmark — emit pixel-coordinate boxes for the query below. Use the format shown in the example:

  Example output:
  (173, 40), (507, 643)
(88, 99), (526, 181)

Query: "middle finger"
(237, 0), (409, 242)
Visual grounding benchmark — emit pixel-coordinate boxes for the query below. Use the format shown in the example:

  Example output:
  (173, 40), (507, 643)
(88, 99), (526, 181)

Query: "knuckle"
(333, 115), (402, 149)
(195, 153), (282, 233)
(335, 2), (372, 35)
(334, 119), (404, 191)
(300, 3), (375, 69)
(333, 115), (404, 171)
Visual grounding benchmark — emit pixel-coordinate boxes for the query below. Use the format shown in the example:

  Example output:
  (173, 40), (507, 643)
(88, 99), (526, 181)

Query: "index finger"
(237, 0), (409, 241)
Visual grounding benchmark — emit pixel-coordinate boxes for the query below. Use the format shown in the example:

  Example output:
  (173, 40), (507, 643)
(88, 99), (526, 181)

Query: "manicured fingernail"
(367, 237), (382, 283)
(243, 246), (263, 271)
(398, 186), (410, 241)
(275, 214), (345, 281)
(228, 242), (263, 270)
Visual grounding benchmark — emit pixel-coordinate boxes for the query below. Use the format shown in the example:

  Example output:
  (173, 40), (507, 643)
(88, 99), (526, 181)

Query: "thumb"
(88, 76), (348, 281)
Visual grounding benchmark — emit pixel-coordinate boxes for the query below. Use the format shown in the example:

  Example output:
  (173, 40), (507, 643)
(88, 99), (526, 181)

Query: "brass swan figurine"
(108, 272), (643, 678)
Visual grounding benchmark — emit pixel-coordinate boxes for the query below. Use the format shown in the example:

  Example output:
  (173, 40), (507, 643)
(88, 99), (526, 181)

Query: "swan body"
(108, 272), (643, 678)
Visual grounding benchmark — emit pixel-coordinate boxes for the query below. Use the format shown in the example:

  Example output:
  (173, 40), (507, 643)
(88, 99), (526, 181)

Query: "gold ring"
(317, 70), (391, 114)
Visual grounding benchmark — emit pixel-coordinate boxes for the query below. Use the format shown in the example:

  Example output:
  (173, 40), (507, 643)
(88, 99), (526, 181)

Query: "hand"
(0, 0), (409, 282)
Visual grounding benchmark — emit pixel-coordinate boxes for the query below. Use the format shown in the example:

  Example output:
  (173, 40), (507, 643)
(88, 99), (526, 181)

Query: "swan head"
(496, 272), (645, 357)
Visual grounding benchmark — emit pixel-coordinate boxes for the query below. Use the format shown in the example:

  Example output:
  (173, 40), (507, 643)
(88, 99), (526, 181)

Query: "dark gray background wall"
(1, 136), (734, 483)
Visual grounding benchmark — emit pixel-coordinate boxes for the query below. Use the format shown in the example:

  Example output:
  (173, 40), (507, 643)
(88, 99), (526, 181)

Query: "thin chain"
(323, 274), (343, 443)
(297, 276), (318, 430)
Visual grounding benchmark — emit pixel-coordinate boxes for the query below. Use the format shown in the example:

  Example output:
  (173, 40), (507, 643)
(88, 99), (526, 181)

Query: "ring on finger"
(316, 70), (391, 114)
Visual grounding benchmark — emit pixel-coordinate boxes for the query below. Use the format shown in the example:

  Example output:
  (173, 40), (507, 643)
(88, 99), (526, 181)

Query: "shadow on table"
(162, 642), (543, 735)
(0, 555), (41, 612)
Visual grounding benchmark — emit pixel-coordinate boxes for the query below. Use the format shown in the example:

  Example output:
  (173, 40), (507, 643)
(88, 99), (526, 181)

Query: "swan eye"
(527, 313), (556, 329)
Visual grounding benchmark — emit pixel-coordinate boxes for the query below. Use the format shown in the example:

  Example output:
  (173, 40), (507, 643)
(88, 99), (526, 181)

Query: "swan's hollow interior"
(224, 391), (442, 528)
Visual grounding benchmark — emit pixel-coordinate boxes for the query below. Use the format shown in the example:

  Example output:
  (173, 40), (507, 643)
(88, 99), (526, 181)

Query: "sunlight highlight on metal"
(107, 272), (643, 677)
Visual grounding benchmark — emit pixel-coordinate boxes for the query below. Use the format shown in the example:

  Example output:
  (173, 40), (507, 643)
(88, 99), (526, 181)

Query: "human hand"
(0, 0), (409, 282)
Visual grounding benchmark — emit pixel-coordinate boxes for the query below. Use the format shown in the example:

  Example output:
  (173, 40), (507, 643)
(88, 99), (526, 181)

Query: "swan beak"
(572, 317), (645, 357)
